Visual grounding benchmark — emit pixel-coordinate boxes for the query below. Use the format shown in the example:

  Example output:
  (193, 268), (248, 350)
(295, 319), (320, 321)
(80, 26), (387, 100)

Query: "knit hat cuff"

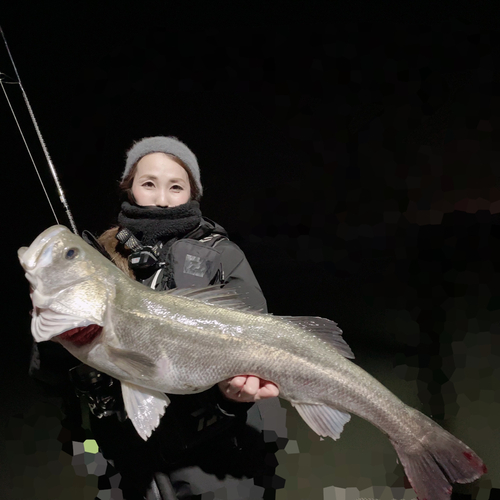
(123, 136), (203, 197)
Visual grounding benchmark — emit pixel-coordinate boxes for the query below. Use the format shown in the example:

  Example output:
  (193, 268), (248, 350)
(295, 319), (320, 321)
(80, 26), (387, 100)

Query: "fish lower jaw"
(30, 288), (55, 309)
(24, 271), (38, 288)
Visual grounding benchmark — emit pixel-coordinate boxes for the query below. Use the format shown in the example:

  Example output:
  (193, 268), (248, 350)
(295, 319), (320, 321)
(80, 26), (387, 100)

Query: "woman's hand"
(218, 375), (279, 402)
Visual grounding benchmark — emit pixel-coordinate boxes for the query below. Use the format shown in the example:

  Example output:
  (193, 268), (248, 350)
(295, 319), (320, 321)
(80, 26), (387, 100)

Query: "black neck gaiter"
(117, 200), (203, 247)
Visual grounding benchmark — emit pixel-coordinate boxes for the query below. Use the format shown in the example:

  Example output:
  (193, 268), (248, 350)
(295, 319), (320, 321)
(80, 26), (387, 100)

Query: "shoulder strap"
(182, 217), (229, 247)
(115, 228), (163, 257)
(198, 233), (228, 247)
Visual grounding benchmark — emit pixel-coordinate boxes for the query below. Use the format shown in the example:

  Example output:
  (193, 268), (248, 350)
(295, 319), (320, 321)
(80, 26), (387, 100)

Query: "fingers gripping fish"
(18, 225), (486, 500)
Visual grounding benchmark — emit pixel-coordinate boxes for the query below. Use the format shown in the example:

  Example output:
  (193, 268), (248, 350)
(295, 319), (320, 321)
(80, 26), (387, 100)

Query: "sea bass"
(18, 225), (486, 500)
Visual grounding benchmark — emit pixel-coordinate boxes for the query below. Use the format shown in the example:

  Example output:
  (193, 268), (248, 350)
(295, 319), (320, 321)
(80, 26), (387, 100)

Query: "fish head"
(18, 225), (112, 342)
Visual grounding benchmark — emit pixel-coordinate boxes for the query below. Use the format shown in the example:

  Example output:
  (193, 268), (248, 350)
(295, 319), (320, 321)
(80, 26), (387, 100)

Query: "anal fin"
(293, 402), (351, 440)
(121, 380), (170, 441)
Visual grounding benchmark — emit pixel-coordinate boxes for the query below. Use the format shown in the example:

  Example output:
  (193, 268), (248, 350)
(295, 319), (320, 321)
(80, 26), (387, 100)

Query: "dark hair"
(119, 153), (201, 202)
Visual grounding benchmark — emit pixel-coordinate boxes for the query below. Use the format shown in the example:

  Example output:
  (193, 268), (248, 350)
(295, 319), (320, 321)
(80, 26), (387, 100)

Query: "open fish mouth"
(18, 225), (69, 293)
(18, 225), (66, 271)
(30, 304), (95, 342)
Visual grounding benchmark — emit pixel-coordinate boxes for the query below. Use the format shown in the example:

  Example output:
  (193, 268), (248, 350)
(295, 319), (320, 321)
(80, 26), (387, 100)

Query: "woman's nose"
(155, 190), (170, 207)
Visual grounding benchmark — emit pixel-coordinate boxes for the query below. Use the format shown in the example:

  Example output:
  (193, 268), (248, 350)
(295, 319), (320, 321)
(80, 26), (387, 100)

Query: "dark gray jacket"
(143, 217), (267, 311)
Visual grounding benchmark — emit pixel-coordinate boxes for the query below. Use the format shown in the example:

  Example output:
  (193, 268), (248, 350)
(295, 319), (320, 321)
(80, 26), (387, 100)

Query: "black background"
(1, 1), (500, 498)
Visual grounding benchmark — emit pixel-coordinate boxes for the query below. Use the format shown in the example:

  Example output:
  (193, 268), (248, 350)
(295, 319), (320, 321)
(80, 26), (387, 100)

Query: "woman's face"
(131, 153), (191, 207)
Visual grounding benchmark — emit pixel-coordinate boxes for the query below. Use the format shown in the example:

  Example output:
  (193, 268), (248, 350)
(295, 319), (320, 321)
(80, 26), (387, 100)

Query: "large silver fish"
(18, 225), (486, 500)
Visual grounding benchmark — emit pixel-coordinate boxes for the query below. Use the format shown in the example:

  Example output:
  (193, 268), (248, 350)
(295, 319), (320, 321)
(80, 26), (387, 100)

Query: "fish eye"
(65, 248), (79, 260)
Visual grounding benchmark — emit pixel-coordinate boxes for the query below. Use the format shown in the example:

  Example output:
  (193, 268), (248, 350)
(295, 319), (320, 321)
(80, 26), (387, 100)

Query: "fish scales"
(112, 284), (394, 418)
(18, 225), (487, 500)
(66, 268), (464, 450)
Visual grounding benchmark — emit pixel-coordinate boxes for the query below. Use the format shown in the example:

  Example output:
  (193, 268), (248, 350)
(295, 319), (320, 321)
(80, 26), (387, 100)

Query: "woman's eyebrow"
(137, 174), (159, 181)
(137, 175), (187, 183)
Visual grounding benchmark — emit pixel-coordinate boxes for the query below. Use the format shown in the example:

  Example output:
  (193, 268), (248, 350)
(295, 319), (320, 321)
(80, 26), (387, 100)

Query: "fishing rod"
(0, 25), (78, 235)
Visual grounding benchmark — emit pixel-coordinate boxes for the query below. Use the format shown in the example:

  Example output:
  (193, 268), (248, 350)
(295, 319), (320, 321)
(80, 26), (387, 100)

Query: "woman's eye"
(142, 181), (155, 188)
(171, 185), (183, 191)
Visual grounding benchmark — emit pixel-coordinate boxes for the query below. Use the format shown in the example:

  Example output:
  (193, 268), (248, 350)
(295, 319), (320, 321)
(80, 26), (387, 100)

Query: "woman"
(88, 136), (280, 499)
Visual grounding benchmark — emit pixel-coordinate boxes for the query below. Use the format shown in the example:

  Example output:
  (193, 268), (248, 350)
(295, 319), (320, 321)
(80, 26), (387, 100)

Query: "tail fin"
(391, 411), (486, 500)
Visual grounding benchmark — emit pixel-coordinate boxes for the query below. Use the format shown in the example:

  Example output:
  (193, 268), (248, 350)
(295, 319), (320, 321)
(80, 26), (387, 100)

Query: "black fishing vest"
(141, 218), (228, 291)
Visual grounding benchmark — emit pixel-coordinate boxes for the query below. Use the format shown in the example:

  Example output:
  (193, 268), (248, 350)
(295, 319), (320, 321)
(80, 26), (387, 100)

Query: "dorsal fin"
(165, 287), (353, 358)
(277, 316), (354, 359)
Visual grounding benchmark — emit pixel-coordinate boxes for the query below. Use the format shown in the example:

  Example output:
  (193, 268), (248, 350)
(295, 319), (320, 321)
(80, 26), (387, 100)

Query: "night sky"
(1, 2), (500, 499)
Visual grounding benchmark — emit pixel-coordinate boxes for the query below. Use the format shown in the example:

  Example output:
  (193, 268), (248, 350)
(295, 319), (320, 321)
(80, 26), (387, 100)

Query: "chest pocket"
(171, 239), (224, 288)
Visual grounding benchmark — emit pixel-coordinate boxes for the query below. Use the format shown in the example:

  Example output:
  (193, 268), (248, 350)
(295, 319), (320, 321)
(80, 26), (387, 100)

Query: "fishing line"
(0, 25), (78, 234)
(0, 76), (60, 225)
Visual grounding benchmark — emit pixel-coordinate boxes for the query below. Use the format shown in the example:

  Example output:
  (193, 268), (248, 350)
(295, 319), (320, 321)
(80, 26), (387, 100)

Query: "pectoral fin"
(293, 402), (351, 440)
(105, 345), (157, 380)
(121, 380), (170, 440)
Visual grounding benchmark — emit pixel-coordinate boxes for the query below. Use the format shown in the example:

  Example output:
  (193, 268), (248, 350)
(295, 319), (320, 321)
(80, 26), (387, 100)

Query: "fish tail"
(391, 411), (486, 500)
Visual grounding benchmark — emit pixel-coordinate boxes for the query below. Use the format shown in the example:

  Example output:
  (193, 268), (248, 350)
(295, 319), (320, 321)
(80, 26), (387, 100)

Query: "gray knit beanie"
(123, 136), (203, 198)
